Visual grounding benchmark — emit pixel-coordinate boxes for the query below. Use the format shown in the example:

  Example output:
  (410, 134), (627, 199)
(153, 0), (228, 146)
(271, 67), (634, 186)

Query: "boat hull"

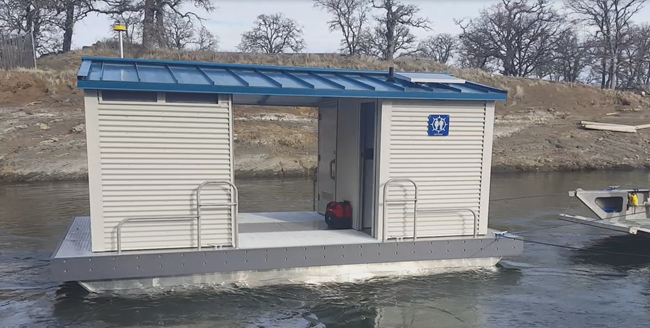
(51, 217), (523, 293)
(78, 257), (501, 293)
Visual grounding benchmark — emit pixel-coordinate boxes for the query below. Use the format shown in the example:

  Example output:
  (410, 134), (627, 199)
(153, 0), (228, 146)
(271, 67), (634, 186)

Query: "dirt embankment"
(0, 103), (318, 182)
(1, 50), (650, 182)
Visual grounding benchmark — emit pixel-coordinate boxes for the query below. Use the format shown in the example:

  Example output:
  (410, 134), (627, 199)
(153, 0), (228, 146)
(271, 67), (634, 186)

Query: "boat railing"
(116, 180), (239, 255)
(116, 216), (198, 254)
(197, 181), (239, 250)
(382, 178), (418, 242)
(417, 208), (479, 238)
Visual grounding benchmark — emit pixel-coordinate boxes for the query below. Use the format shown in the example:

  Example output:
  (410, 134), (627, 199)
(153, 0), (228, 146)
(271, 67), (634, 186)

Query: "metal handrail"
(417, 208), (479, 238)
(116, 216), (197, 254)
(197, 181), (239, 250)
(382, 178), (418, 242)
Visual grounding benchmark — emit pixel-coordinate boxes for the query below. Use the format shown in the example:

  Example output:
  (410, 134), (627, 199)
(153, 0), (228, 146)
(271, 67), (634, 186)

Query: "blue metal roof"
(76, 57), (507, 102)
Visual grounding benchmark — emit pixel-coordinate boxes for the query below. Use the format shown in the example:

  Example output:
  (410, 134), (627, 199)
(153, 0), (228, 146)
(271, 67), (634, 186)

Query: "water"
(2, 171), (650, 327)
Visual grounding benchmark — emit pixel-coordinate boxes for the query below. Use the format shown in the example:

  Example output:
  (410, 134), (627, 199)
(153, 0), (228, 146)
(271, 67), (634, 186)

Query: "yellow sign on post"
(113, 23), (126, 58)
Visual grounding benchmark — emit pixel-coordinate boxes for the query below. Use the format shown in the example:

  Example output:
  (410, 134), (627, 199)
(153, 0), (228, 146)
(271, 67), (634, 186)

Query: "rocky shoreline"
(0, 163), (316, 183)
(2, 93), (650, 183)
(3, 105), (650, 183)
(2, 159), (650, 183)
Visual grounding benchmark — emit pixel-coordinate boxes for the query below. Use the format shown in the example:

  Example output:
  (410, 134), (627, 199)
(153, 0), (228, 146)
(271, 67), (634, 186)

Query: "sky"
(71, 0), (650, 53)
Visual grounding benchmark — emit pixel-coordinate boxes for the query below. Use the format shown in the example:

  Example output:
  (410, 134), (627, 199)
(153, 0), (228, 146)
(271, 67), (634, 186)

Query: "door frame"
(317, 100), (338, 214)
(359, 101), (379, 237)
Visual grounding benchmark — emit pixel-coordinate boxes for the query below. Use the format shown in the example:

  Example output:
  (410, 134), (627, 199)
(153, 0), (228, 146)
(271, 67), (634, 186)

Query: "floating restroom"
(50, 57), (523, 292)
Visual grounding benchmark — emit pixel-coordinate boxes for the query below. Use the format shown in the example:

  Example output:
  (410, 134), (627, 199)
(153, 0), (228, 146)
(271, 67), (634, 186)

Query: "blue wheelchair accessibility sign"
(428, 115), (450, 136)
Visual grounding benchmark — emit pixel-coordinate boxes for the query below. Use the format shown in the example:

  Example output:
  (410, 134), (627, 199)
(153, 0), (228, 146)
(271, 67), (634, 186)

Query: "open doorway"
(359, 102), (377, 236)
(210, 100), (380, 247)
(315, 99), (379, 235)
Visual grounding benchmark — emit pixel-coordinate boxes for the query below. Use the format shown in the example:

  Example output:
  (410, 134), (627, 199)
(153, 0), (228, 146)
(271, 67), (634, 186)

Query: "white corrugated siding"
(383, 100), (487, 239)
(93, 97), (233, 252)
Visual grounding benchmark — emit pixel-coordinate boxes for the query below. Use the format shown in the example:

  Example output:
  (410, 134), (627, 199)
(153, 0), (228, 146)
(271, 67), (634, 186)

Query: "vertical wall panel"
(379, 100), (489, 239)
(88, 92), (234, 252)
(335, 98), (361, 229)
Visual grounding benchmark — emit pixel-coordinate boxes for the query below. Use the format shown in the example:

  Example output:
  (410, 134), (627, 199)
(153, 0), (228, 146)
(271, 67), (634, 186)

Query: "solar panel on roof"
(394, 72), (466, 84)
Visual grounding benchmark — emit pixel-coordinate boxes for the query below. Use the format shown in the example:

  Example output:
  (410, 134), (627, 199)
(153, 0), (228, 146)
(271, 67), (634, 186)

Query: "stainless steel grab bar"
(382, 178), (418, 242)
(197, 181), (239, 250)
(417, 208), (479, 238)
(116, 216), (197, 254)
(116, 181), (239, 254)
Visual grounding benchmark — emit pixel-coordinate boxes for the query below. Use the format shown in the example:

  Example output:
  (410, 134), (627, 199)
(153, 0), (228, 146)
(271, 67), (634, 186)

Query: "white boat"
(559, 187), (650, 236)
(49, 57), (523, 293)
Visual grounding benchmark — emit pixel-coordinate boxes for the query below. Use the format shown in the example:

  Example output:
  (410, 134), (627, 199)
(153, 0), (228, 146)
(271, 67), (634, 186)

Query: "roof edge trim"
(464, 81), (507, 94)
(77, 80), (508, 101)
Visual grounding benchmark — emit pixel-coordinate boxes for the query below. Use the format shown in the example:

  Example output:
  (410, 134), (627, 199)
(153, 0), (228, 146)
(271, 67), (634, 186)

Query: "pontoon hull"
(78, 257), (501, 293)
(51, 216), (522, 293)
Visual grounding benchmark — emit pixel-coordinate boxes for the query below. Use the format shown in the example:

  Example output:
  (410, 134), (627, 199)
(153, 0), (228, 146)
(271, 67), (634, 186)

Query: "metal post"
(31, 27), (37, 69)
(119, 31), (124, 58)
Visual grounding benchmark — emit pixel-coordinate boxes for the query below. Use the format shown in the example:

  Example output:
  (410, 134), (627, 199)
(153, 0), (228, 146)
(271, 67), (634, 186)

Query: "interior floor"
(239, 229), (376, 249)
(238, 211), (376, 249)
(239, 211), (327, 233)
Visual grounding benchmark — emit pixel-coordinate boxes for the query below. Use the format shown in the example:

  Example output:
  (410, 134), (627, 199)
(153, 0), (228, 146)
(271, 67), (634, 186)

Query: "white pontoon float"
(49, 57), (523, 292)
(560, 187), (650, 236)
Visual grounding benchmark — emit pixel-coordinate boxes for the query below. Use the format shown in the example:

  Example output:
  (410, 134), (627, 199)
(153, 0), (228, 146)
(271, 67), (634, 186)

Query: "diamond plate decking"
(54, 216), (93, 258)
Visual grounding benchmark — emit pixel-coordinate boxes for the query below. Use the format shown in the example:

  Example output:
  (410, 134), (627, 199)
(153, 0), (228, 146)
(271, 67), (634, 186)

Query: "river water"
(1, 171), (650, 327)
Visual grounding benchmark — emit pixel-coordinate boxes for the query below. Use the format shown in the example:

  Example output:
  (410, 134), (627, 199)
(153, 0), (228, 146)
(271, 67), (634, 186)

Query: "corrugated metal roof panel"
(77, 57), (507, 102)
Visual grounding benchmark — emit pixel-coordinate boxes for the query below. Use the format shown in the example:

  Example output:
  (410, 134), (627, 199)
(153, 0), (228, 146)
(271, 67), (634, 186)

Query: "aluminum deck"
(559, 214), (650, 236)
(54, 213), (373, 258)
(50, 213), (524, 286)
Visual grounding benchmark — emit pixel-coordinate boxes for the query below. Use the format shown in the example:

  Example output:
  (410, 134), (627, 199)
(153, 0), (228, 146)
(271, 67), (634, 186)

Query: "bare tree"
(194, 26), (218, 51)
(456, 32), (494, 70)
(163, 11), (193, 50)
(551, 26), (591, 82)
(362, 0), (429, 60)
(619, 24), (650, 89)
(582, 36), (611, 85)
(313, 0), (368, 55)
(565, 0), (647, 89)
(90, 0), (215, 49)
(456, 0), (563, 77)
(414, 34), (457, 64)
(104, 9), (217, 51)
(0, 0), (63, 53)
(238, 13), (305, 53)
(52, 0), (97, 52)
